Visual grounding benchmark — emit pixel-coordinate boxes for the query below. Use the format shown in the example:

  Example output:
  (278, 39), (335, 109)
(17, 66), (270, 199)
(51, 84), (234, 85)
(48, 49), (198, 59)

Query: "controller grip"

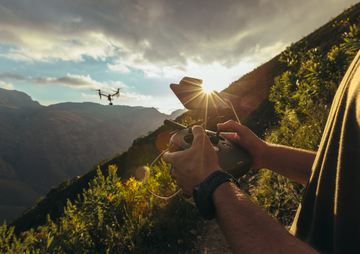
(174, 129), (252, 179)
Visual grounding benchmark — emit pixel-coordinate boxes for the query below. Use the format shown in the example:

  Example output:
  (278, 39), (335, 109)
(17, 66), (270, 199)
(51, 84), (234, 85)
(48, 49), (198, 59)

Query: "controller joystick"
(164, 119), (252, 179)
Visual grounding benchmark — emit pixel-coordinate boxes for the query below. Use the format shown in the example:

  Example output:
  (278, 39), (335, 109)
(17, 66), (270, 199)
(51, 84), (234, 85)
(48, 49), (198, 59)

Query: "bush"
(0, 164), (199, 253)
(252, 21), (360, 227)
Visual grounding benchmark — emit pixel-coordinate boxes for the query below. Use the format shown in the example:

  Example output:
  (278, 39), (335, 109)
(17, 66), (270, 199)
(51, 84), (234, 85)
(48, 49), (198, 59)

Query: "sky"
(0, 0), (356, 114)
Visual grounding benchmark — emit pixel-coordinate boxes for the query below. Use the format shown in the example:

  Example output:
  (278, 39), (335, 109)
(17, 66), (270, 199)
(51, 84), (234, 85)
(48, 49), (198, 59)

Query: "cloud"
(110, 81), (128, 88)
(80, 90), (182, 114)
(81, 93), (98, 99)
(121, 92), (153, 101)
(0, 71), (25, 81)
(107, 63), (131, 73)
(118, 92), (184, 114)
(33, 73), (106, 89)
(0, 0), (355, 72)
(0, 80), (15, 89)
(81, 90), (153, 102)
(81, 90), (145, 100)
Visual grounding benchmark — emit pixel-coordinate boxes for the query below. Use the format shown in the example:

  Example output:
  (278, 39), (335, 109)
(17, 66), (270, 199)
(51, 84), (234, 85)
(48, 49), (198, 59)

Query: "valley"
(0, 88), (186, 222)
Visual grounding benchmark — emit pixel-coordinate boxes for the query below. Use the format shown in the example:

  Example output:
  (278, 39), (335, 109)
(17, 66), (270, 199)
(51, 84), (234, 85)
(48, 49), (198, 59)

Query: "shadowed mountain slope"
(0, 88), (185, 222)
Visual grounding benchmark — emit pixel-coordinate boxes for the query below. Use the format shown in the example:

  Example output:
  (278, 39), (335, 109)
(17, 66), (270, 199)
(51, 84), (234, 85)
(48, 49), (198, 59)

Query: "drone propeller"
(91, 89), (102, 99)
(110, 88), (120, 98)
(92, 88), (120, 104)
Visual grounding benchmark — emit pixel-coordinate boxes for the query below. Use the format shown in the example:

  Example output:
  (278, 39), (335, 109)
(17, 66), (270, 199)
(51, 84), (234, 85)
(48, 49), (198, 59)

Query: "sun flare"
(201, 84), (215, 94)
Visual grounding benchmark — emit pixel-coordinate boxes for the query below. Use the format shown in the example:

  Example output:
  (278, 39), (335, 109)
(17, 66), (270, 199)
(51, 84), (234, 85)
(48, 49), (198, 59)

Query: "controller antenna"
(216, 128), (221, 137)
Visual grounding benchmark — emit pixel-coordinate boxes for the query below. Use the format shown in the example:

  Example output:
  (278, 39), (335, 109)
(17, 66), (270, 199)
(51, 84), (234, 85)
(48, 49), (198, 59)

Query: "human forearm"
(263, 144), (316, 184)
(218, 121), (316, 184)
(213, 182), (319, 254)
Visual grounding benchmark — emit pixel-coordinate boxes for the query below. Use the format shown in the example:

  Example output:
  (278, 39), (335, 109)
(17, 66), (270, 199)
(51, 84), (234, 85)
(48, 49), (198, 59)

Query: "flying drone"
(95, 88), (120, 105)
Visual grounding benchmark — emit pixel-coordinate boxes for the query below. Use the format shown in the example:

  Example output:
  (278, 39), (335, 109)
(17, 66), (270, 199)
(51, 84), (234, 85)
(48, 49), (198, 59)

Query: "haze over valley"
(0, 87), (185, 222)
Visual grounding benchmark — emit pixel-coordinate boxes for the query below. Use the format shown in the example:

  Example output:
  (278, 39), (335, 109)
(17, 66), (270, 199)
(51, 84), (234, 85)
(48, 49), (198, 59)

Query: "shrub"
(0, 164), (198, 253)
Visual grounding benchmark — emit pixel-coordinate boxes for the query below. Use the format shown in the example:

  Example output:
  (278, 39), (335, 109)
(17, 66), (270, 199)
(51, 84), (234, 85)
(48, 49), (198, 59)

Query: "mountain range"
(0, 88), (186, 223)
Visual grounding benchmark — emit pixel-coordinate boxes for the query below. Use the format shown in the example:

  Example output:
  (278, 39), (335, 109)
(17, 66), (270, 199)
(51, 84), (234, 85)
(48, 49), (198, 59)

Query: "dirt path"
(186, 219), (232, 254)
(184, 171), (259, 253)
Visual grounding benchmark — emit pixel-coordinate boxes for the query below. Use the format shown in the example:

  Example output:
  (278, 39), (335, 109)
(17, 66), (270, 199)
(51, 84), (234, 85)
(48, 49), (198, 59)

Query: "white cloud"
(110, 80), (128, 88)
(165, 60), (259, 93)
(116, 91), (184, 114)
(0, 80), (15, 89)
(107, 63), (131, 73)
(1, 29), (116, 62)
(121, 92), (153, 101)
(81, 92), (98, 99)
(81, 91), (153, 102)
(0, 52), (33, 62)
(0, 0), (354, 71)
(81, 90), (183, 114)
(250, 41), (287, 63)
(33, 73), (106, 89)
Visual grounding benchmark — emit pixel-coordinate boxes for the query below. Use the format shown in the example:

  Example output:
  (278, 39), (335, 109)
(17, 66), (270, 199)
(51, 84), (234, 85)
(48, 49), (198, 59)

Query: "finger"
(219, 132), (238, 143)
(168, 133), (181, 152)
(162, 151), (175, 164)
(218, 120), (247, 134)
(217, 119), (237, 131)
(162, 151), (182, 165)
(191, 125), (204, 135)
(191, 125), (211, 149)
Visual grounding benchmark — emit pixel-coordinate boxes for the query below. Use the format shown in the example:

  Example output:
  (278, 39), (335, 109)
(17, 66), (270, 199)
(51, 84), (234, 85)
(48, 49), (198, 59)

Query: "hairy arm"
(262, 144), (316, 184)
(162, 123), (318, 253)
(212, 182), (319, 254)
(218, 120), (316, 184)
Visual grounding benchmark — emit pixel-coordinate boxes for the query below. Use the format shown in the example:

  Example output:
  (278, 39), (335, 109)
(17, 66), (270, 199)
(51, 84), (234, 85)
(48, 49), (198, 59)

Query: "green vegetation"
(7, 123), (173, 235)
(1, 164), (199, 253)
(251, 19), (360, 227)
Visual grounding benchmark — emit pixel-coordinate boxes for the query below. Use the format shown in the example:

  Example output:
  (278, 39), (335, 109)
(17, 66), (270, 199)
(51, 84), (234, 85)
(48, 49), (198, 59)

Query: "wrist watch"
(193, 170), (241, 220)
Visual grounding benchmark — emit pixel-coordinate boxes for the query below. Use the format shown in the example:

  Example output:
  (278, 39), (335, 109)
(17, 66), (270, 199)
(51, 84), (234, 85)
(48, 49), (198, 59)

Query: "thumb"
(162, 150), (182, 165)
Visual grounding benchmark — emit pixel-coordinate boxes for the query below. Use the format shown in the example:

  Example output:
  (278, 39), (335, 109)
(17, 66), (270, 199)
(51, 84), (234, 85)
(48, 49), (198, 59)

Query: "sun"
(201, 83), (215, 94)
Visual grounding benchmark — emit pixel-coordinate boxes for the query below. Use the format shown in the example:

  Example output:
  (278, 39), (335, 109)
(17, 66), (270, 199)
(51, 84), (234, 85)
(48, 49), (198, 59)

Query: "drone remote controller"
(164, 120), (252, 179)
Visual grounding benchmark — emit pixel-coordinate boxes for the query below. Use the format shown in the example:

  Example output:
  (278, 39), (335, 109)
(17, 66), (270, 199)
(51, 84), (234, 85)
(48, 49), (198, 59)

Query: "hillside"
(0, 88), (186, 223)
(5, 2), (360, 250)
(222, 3), (360, 135)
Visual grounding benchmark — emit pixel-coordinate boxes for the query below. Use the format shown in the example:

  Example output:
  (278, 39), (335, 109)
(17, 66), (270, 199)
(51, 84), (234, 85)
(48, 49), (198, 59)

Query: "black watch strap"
(201, 170), (240, 194)
(193, 170), (241, 220)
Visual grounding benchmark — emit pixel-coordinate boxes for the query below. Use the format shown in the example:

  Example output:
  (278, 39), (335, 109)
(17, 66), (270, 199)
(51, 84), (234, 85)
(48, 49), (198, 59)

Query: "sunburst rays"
(170, 77), (240, 128)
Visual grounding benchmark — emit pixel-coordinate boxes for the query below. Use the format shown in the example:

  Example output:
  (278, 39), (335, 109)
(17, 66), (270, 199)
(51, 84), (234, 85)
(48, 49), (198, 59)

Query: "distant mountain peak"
(0, 88), (42, 109)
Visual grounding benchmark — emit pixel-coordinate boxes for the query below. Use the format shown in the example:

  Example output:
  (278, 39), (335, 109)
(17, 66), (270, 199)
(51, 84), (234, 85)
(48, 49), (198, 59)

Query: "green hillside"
(2, 2), (360, 252)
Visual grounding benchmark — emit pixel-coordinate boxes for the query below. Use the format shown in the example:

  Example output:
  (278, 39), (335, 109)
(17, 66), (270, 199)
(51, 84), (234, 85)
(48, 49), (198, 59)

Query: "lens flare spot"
(136, 166), (150, 179)
(155, 130), (173, 152)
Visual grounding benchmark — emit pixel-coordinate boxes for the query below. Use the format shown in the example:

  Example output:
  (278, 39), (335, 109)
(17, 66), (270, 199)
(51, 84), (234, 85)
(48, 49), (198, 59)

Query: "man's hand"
(162, 120), (318, 253)
(162, 125), (222, 195)
(218, 120), (315, 184)
(217, 120), (267, 170)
